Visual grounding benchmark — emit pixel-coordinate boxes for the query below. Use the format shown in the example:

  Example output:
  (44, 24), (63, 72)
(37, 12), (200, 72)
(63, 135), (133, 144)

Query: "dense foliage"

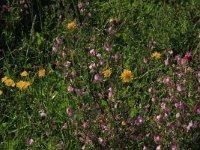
(0, 0), (200, 149)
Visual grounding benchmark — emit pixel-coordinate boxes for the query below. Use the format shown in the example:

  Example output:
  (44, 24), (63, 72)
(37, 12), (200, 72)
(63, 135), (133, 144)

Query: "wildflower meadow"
(0, 0), (200, 149)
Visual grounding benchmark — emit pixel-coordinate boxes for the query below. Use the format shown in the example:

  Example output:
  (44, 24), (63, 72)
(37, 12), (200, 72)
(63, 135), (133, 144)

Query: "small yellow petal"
(20, 71), (28, 77)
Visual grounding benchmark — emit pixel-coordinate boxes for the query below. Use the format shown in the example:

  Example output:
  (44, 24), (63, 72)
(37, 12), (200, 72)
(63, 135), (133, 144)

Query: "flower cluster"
(2, 76), (15, 87)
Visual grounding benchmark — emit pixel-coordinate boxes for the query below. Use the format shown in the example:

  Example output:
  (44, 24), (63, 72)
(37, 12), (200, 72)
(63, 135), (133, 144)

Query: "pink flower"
(79, 137), (84, 142)
(152, 96), (157, 102)
(186, 120), (193, 131)
(99, 60), (104, 66)
(177, 72), (184, 78)
(137, 115), (144, 123)
(107, 26), (115, 34)
(56, 37), (62, 45)
(163, 113), (168, 119)
(194, 102), (200, 114)
(164, 57), (170, 65)
(104, 42), (112, 52)
(176, 83), (185, 92)
(76, 89), (82, 95)
(62, 123), (67, 129)
(65, 61), (71, 67)
(180, 58), (188, 65)
(156, 145), (161, 150)
(154, 135), (160, 144)
(143, 58), (148, 63)
(67, 85), (74, 92)
(175, 55), (181, 62)
(71, 70), (77, 78)
(143, 146), (148, 150)
(89, 49), (97, 56)
(161, 102), (166, 110)
(184, 51), (192, 62)
(94, 74), (104, 82)
(176, 113), (180, 118)
(52, 44), (58, 52)
(168, 50), (173, 55)
(175, 101), (185, 109)
(82, 145), (86, 150)
(113, 53), (118, 62)
(156, 115), (162, 121)
(78, 2), (83, 9)
(66, 107), (74, 117)
(171, 145), (177, 150)
(163, 76), (170, 84)
(145, 104), (150, 112)
(82, 120), (89, 129)
(27, 138), (34, 145)
(86, 137), (92, 145)
(89, 63), (96, 72)
(108, 87), (113, 99)
(61, 51), (66, 57)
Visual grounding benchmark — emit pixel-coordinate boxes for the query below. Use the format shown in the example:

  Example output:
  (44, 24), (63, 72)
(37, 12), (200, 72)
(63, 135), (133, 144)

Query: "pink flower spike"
(66, 108), (74, 117)
(156, 145), (161, 150)
(62, 123), (67, 129)
(52, 44), (58, 52)
(143, 57), (148, 63)
(82, 120), (90, 129)
(176, 83), (185, 92)
(143, 146), (148, 150)
(65, 61), (71, 67)
(56, 37), (62, 45)
(82, 145), (86, 150)
(104, 42), (112, 52)
(89, 49), (97, 56)
(154, 135), (160, 144)
(171, 145), (177, 150)
(86, 137), (92, 145)
(176, 113), (180, 118)
(114, 53), (118, 62)
(164, 57), (170, 65)
(94, 74), (104, 82)
(184, 51), (192, 62)
(67, 85), (74, 92)
(61, 51), (66, 57)
(27, 138), (34, 145)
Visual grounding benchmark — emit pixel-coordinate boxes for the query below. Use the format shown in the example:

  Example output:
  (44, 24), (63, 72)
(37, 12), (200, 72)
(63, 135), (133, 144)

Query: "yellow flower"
(0, 90), (3, 95)
(4, 79), (15, 87)
(24, 81), (31, 89)
(20, 71), (28, 77)
(151, 52), (161, 59)
(16, 81), (31, 90)
(103, 69), (112, 78)
(120, 69), (133, 83)
(1, 76), (8, 83)
(67, 21), (76, 30)
(38, 69), (45, 77)
(121, 121), (126, 126)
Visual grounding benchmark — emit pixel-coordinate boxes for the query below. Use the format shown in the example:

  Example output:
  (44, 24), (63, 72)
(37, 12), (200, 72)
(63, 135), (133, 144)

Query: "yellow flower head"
(120, 69), (133, 83)
(2, 76), (8, 83)
(38, 69), (45, 77)
(20, 71), (28, 77)
(151, 52), (161, 59)
(121, 121), (126, 126)
(103, 69), (112, 78)
(17, 81), (31, 90)
(67, 21), (76, 30)
(4, 79), (15, 87)
(0, 90), (3, 95)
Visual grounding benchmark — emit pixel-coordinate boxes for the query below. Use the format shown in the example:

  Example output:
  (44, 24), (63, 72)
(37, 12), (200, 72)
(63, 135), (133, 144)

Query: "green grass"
(0, 0), (200, 149)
